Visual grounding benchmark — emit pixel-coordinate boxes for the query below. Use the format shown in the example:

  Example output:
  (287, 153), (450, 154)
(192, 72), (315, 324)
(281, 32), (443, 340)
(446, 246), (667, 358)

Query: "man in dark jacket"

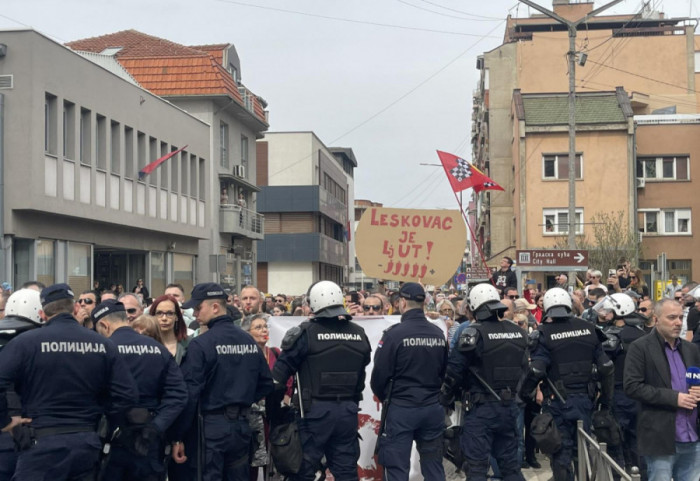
(624, 298), (700, 481)
(491, 257), (517, 296)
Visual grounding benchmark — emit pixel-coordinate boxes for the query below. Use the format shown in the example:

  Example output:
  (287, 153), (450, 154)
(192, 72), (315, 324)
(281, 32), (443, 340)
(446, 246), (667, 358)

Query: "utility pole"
(516, 0), (623, 287)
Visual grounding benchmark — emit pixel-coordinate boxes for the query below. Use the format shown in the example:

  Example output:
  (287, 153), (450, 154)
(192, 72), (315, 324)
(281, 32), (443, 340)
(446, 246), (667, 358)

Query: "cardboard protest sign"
(355, 207), (466, 285)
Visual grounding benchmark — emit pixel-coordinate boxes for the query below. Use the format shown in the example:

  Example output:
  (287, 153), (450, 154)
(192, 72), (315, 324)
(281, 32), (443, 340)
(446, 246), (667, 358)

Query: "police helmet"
(689, 285), (700, 301)
(468, 283), (507, 321)
(5, 288), (43, 325)
(307, 281), (350, 319)
(608, 293), (636, 318)
(542, 287), (572, 318)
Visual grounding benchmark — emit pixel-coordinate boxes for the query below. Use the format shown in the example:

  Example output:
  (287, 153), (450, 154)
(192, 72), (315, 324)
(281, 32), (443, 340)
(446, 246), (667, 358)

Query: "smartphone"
(350, 292), (360, 304)
(608, 269), (616, 277)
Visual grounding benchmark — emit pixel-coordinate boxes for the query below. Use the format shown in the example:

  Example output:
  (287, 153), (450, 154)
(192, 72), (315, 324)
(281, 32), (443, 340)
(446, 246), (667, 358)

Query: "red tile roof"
(66, 30), (267, 127)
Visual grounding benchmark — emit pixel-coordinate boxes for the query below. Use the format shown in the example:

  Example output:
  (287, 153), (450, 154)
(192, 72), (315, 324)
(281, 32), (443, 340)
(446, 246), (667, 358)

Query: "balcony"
(258, 185), (347, 225)
(257, 232), (346, 266)
(219, 204), (264, 240)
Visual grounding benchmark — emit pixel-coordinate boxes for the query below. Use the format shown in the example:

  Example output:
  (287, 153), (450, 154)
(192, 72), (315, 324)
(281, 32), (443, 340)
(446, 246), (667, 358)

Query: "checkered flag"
(450, 157), (473, 182)
(437, 150), (504, 194)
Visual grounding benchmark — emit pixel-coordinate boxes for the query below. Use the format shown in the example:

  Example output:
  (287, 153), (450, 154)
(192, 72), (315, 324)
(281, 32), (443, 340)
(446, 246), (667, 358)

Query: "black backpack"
(530, 412), (562, 454)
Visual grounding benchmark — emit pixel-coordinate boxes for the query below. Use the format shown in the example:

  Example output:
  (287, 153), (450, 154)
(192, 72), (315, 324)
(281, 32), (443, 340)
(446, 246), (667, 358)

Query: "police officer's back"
(93, 300), (187, 481)
(271, 281), (371, 481)
(0, 283), (138, 481)
(171, 283), (273, 481)
(370, 282), (447, 481)
(440, 283), (528, 481)
(0, 289), (44, 481)
(519, 287), (614, 481)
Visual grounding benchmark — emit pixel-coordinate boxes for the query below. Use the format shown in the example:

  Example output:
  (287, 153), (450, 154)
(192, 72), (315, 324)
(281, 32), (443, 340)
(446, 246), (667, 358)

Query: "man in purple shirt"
(625, 298), (700, 481)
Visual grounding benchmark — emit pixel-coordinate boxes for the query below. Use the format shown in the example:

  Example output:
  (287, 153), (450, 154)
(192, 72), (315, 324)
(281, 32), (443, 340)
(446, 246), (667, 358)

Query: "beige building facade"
(472, 1), (698, 273)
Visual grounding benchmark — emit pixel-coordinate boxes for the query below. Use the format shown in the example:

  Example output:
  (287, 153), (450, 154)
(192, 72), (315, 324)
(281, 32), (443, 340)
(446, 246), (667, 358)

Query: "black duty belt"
(32, 425), (95, 439)
(205, 405), (250, 419)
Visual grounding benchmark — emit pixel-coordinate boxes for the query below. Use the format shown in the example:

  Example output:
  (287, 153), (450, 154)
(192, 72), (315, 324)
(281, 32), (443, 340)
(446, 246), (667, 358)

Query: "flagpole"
(450, 188), (495, 287)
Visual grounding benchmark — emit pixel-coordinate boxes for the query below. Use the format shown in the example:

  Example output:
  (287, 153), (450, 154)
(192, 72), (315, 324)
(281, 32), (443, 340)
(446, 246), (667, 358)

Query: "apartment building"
(472, 0), (697, 273)
(256, 132), (354, 295)
(66, 30), (269, 293)
(0, 29), (209, 294)
(636, 115), (700, 281)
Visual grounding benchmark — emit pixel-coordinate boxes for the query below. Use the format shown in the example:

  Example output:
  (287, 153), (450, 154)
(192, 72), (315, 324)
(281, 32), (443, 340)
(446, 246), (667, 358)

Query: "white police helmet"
(543, 287), (572, 318)
(5, 288), (43, 325)
(608, 293), (637, 318)
(307, 281), (350, 318)
(468, 283), (506, 321)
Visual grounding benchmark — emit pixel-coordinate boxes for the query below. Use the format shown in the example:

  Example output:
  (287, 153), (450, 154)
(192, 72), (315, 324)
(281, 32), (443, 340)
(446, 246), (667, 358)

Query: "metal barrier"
(577, 420), (641, 481)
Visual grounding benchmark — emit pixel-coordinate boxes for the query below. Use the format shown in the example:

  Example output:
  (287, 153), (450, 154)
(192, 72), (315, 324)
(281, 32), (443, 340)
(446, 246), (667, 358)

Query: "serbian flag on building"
(436, 150), (504, 194)
(138, 145), (188, 180)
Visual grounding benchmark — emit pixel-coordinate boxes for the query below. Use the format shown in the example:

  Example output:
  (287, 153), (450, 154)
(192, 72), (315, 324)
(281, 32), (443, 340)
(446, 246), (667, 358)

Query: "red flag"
(436, 150), (504, 193)
(139, 145), (188, 180)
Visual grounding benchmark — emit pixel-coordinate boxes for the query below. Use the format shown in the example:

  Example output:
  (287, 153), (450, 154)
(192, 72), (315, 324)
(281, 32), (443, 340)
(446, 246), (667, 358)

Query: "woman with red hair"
(149, 294), (190, 364)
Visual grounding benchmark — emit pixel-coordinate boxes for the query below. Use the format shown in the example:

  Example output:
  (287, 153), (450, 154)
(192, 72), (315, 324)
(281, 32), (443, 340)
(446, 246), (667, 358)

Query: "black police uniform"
(272, 316), (371, 481)
(176, 314), (274, 481)
(0, 306), (138, 481)
(601, 317), (647, 477)
(370, 307), (447, 481)
(0, 316), (41, 481)
(522, 315), (613, 481)
(104, 325), (187, 481)
(442, 310), (528, 481)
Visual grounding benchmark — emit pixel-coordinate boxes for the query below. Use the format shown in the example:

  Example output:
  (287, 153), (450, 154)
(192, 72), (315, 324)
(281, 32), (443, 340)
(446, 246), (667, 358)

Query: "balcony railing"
(220, 204), (264, 240)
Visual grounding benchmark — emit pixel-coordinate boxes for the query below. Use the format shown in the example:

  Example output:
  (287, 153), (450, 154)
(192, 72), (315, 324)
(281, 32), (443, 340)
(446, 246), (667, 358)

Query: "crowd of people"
(0, 256), (697, 481)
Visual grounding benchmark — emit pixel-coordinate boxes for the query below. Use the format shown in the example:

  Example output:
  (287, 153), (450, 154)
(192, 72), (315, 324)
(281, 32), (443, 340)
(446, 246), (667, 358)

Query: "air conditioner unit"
(233, 165), (246, 178)
(636, 177), (645, 189)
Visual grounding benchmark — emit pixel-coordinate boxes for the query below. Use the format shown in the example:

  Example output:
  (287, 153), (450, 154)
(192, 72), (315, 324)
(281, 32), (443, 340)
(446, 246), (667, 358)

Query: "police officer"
(439, 282), (528, 481)
(0, 283), (138, 480)
(519, 287), (614, 481)
(93, 300), (187, 481)
(0, 289), (44, 481)
(271, 280), (371, 480)
(370, 282), (447, 481)
(596, 293), (647, 478)
(171, 282), (273, 481)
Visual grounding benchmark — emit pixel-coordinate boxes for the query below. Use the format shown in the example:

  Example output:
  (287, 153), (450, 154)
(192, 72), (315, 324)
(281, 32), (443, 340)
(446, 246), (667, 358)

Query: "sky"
(0, 0), (695, 210)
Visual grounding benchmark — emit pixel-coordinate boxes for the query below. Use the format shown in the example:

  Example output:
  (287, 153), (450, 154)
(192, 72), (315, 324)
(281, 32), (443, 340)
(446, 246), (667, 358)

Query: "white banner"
(268, 315), (447, 481)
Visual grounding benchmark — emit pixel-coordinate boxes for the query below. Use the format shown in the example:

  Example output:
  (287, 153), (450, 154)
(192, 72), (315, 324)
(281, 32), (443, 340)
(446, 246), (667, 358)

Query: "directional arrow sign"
(516, 249), (589, 270)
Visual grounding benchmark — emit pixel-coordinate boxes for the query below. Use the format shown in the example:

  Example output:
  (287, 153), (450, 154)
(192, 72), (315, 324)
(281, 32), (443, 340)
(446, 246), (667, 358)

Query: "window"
(148, 137), (158, 186)
(63, 101), (75, 159)
(241, 135), (249, 172)
(44, 94), (57, 154)
(637, 156), (689, 181)
(79, 108), (91, 165)
(542, 208), (583, 235)
(110, 121), (120, 174)
(220, 122), (229, 168)
(96, 115), (106, 170)
(124, 126), (134, 178)
(639, 208), (691, 235)
(542, 154), (582, 180)
(160, 142), (169, 188)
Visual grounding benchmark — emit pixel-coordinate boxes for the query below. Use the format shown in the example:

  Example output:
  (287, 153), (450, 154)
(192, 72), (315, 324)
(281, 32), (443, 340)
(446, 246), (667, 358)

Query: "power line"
(399, 0), (504, 21)
(214, 0), (502, 37)
(586, 59), (696, 93)
(414, 0), (506, 19)
(267, 19), (507, 179)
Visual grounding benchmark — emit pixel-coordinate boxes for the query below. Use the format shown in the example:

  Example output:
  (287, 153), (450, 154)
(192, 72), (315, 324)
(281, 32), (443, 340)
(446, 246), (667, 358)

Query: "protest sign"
(355, 207), (466, 285)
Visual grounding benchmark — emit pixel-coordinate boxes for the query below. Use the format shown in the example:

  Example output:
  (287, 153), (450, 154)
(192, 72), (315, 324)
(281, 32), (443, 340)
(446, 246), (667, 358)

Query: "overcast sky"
(0, 0), (695, 209)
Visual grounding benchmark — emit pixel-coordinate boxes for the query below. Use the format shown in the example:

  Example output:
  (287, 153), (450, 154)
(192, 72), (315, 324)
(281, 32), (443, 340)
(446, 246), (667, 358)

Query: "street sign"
(516, 249), (588, 271)
(465, 266), (492, 279)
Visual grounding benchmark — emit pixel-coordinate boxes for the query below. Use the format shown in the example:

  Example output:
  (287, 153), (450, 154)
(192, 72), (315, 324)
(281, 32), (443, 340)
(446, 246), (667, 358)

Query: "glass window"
(542, 208), (583, 234)
(543, 156), (555, 178)
(37, 239), (55, 287)
(63, 101), (76, 160)
(662, 157), (674, 179)
(68, 242), (91, 295)
(220, 122), (229, 168)
(80, 108), (91, 165)
(645, 212), (658, 233)
(677, 157), (689, 180)
(173, 253), (194, 297)
(542, 154), (582, 179)
(665, 211), (674, 232)
(150, 252), (166, 298)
